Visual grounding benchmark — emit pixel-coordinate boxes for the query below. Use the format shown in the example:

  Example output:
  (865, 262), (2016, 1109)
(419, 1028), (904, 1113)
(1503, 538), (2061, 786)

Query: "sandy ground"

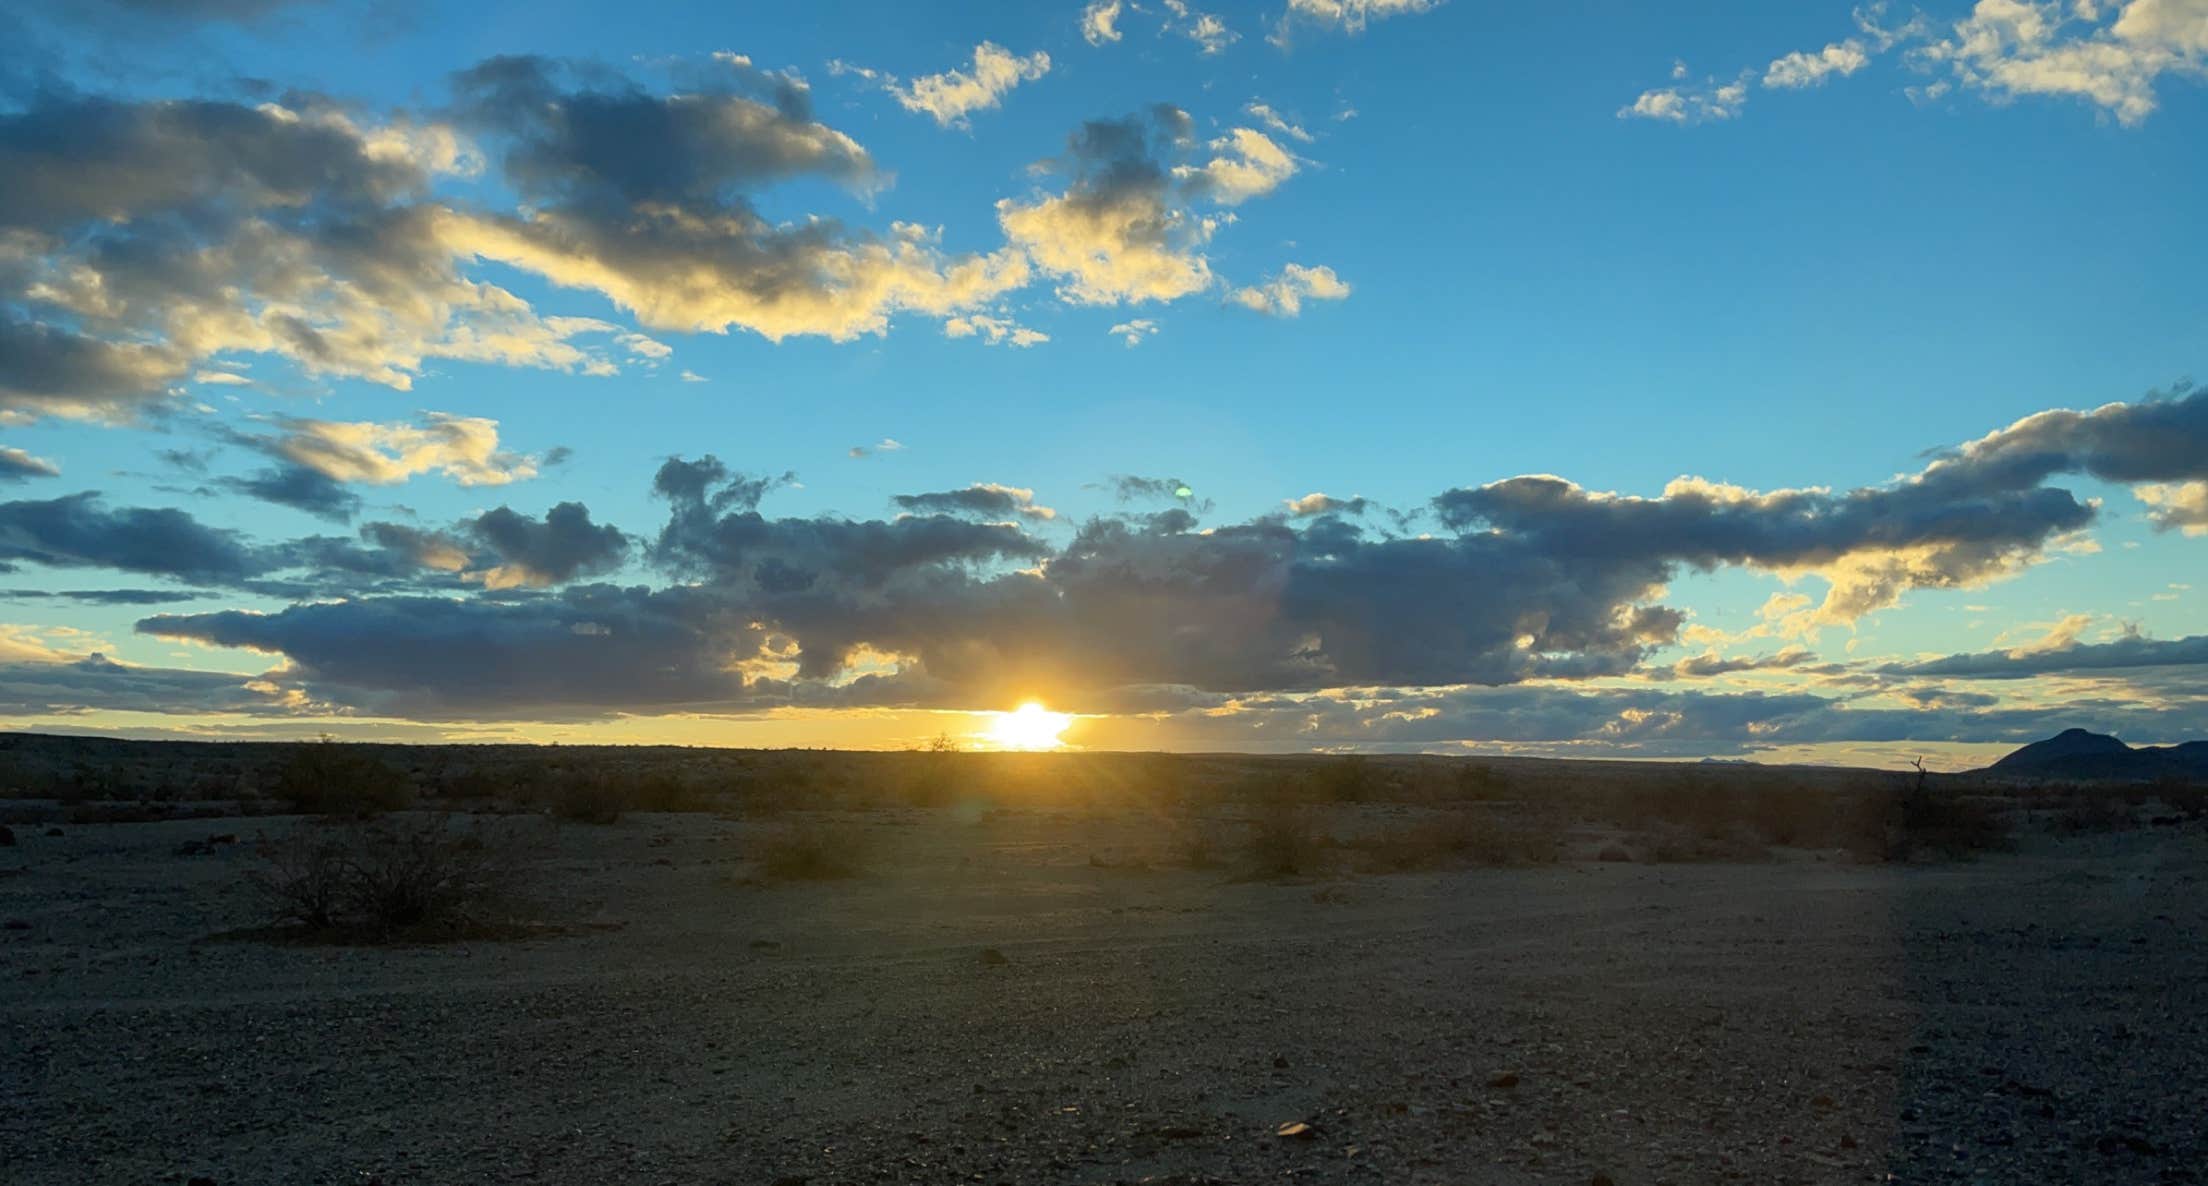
(4, 806), (2204, 1185)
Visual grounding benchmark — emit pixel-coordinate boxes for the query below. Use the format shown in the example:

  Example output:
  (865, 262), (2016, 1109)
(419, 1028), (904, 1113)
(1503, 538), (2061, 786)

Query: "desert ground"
(3, 744), (2205, 1184)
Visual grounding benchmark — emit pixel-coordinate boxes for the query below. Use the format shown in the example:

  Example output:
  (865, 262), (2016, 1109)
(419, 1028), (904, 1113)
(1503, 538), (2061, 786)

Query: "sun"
(986, 702), (1073, 750)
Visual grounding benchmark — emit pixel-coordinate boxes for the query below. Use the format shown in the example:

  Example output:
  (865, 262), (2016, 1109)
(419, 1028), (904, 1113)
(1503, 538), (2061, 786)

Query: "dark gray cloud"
(0, 587), (211, 605)
(892, 483), (1055, 521)
(465, 502), (629, 587)
(1654, 648), (1818, 681)
(0, 492), (266, 584)
(0, 652), (289, 716)
(0, 447), (60, 482)
(221, 465), (362, 521)
(1880, 632), (2208, 680)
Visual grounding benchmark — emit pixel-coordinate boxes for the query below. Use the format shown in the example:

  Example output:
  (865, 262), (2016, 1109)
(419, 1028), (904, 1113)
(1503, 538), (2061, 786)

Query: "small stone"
(44, 827), (62, 837)
(1591, 1174), (1617, 1186)
(1156, 1125), (1204, 1140)
(1276, 1121), (1316, 1140)
(0, 824), (14, 846)
(978, 947), (1009, 966)
(1597, 843), (1632, 863)
(1273, 1054), (1290, 1069)
(1489, 1071), (1521, 1089)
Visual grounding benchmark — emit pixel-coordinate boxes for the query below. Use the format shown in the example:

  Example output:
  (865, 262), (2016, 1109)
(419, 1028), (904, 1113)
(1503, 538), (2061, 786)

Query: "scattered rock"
(0, 824), (14, 846)
(979, 947), (1009, 966)
(1156, 1124), (1205, 1140)
(1272, 1054), (1290, 1069)
(1591, 1174), (1617, 1186)
(1488, 1071), (1521, 1089)
(44, 827), (62, 838)
(1275, 1121), (1317, 1140)
(3, 920), (27, 931)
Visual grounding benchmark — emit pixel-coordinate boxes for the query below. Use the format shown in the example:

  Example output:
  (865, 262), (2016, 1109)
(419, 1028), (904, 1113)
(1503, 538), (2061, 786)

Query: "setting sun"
(985, 702), (1072, 750)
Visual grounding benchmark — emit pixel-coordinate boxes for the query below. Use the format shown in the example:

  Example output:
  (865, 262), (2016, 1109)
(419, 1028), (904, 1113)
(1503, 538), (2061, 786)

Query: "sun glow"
(985, 701), (1073, 750)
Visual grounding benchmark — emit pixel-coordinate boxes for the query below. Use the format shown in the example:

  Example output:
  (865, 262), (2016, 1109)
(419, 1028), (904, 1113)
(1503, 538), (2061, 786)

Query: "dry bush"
(1642, 824), (1772, 864)
(275, 739), (410, 817)
(549, 774), (626, 824)
(1349, 809), (1557, 872)
(754, 821), (866, 881)
(249, 814), (531, 939)
(2047, 791), (2137, 835)
(1168, 818), (1232, 869)
(1240, 807), (1331, 878)
(1315, 756), (1381, 803)
(1885, 786), (2013, 860)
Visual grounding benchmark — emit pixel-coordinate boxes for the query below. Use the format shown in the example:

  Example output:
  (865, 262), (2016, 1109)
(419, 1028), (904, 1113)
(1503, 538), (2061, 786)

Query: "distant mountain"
(1988, 728), (2208, 781)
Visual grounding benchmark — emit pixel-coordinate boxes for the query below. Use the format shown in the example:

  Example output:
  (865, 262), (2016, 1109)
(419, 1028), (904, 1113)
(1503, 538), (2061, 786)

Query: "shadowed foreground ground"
(4, 808), (2204, 1184)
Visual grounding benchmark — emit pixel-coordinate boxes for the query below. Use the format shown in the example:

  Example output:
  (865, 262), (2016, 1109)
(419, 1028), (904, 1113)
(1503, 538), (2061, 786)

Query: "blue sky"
(0, 0), (2203, 765)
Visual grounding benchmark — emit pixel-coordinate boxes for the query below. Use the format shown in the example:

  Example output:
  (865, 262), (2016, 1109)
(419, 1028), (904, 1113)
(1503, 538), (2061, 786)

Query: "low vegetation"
(248, 814), (534, 940)
(752, 820), (867, 881)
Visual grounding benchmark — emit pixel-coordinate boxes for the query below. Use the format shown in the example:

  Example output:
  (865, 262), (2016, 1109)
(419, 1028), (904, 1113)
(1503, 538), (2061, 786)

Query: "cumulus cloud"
(944, 314), (1049, 347)
(882, 43), (1051, 128)
(0, 493), (267, 584)
(0, 447), (59, 481)
(1764, 39), (1872, 87)
(1915, 0), (2208, 125)
(0, 89), (629, 419)
(1243, 102), (1314, 142)
(465, 502), (630, 589)
(1619, 73), (1752, 123)
(1082, 0), (1125, 46)
(228, 413), (540, 487)
(1637, 0), (2208, 127)
(221, 465), (363, 522)
(1108, 318), (1160, 346)
(1881, 629), (2208, 679)
(443, 55), (1031, 342)
(1231, 263), (1351, 315)
(1163, 1), (1240, 54)
(1177, 127), (1299, 205)
(1285, 492), (1369, 517)
(893, 483), (1056, 521)
(1282, 0), (1437, 35)
(998, 107), (1222, 305)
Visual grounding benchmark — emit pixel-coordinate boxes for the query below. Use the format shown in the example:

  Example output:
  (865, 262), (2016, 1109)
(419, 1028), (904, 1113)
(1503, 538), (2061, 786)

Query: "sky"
(0, 0), (2204, 768)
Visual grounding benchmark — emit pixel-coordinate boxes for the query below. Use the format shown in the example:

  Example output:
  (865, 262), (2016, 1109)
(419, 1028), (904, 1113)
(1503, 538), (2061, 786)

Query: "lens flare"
(986, 702), (1072, 750)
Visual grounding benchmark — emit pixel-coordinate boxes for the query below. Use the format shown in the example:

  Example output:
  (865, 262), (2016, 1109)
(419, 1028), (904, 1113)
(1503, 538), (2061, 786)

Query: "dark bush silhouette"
(249, 815), (529, 938)
(275, 738), (409, 816)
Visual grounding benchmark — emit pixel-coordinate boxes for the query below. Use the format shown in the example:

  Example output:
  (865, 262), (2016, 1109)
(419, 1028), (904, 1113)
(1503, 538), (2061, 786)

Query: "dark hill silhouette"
(1989, 728), (2208, 780)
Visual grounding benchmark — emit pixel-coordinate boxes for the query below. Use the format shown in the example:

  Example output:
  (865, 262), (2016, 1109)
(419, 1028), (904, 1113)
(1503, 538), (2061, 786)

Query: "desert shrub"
(249, 815), (528, 938)
(632, 771), (703, 813)
(549, 774), (625, 824)
(1241, 807), (1330, 877)
(1886, 786), (2013, 860)
(754, 821), (866, 880)
(1453, 762), (1510, 802)
(1316, 756), (1380, 803)
(1643, 824), (1772, 864)
(276, 738), (409, 817)
(1350, 809), (1557, 872)
(2048, 792), (2136, 835)
(1169, 819), (1232, 868)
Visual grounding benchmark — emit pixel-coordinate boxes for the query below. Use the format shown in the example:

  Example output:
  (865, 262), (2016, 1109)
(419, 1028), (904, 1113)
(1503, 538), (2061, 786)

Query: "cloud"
(1082, 0), (1124, 46)
(221, 465), (364, 522)
(1764, 39), (1871, 87)
(0, 492), (267, 584)
(849, 437), (905, 459)
(1914, 0), (2208, 125)
(0, 447), (59, 481)
(944, 314), (1050, 347)
(1915, 380), (2208, 532)
(0, 89), (628, 419)
(443, 56), (1031, 342)
(1108, 318), (1159, 346)
(1619, 73), (1752, 123)
(1177, 127), (1299, 205)
(0, 652), (297, 717)
(1282, 0), (1437, 35)
(1231, 263), (1351, 315)
(1638, 0), (2208, 127)
(893, 483), (1056, 521)
(1243, 102), (1314, 142)
(1881, 630), (2208, 679)
(883, 43), (1051, 128)
(465, 502), (631, 589)
(998, 107), (1227, 306)
(1285, 492), (1369, 517)
(228, 413), (540, 487)
(1163, 1), (1239, 54)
